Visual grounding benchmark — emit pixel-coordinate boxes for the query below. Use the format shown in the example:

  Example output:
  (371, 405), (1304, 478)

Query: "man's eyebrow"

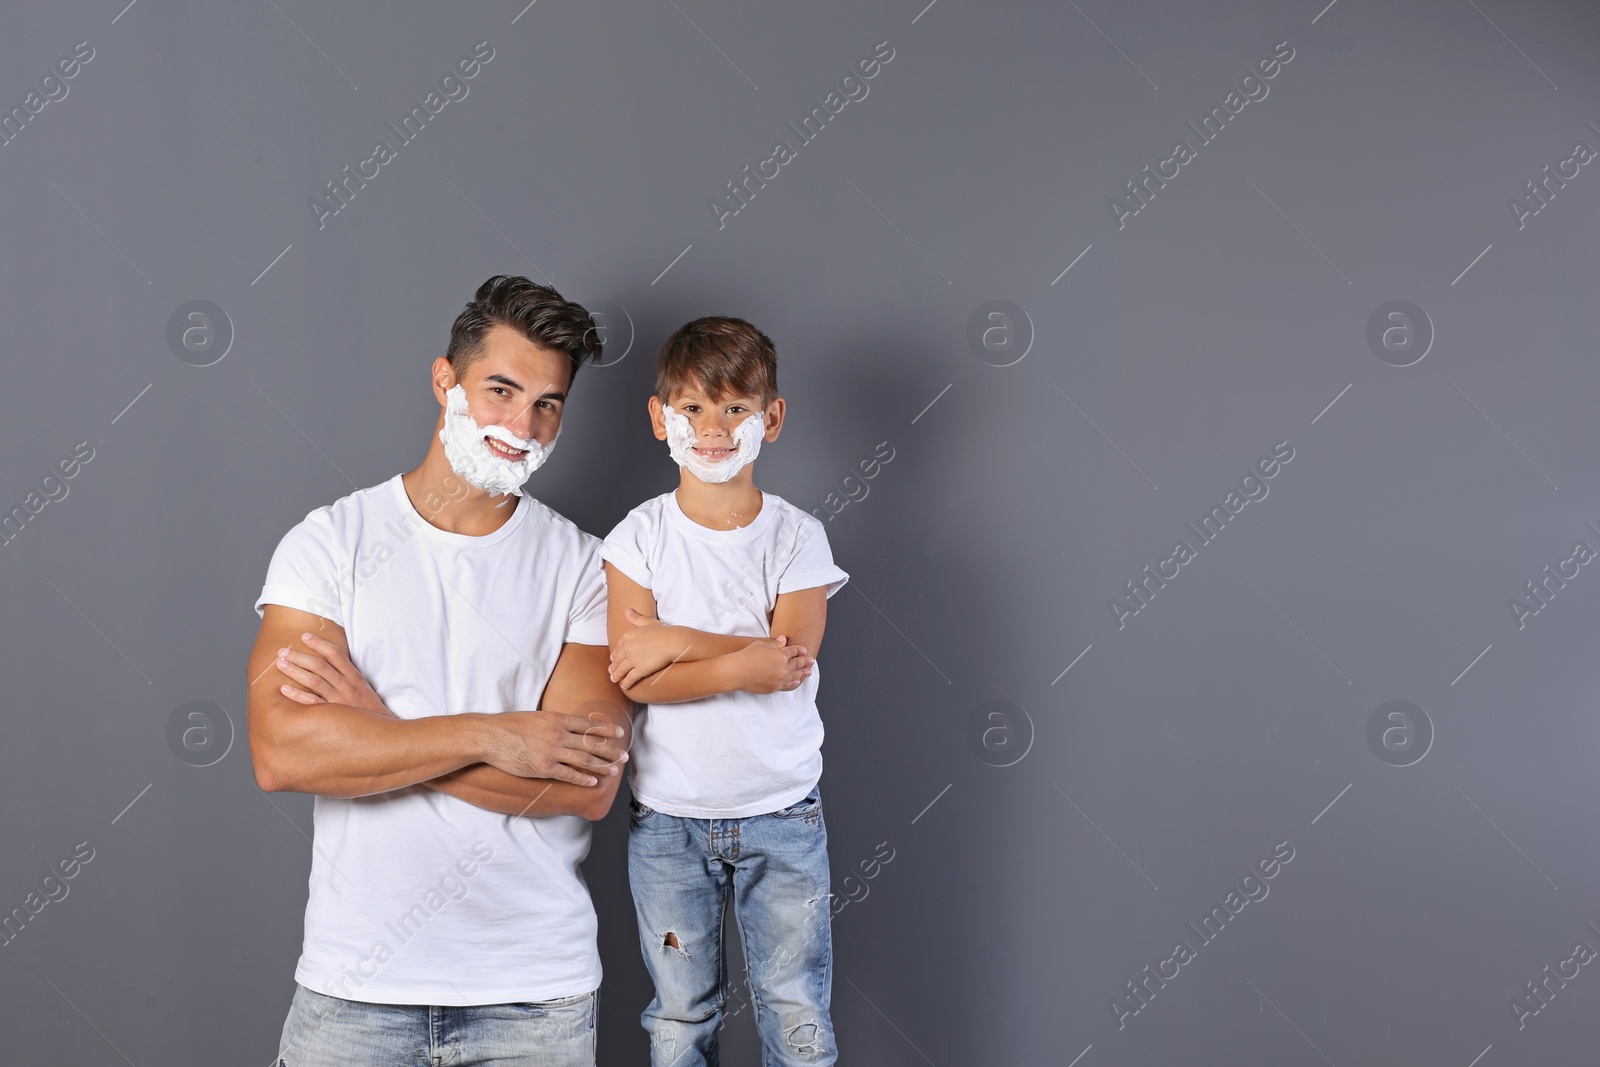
(485, 373), (566, 402)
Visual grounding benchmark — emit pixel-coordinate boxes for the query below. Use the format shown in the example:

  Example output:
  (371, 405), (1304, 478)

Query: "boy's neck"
(674, 472), (763, 531)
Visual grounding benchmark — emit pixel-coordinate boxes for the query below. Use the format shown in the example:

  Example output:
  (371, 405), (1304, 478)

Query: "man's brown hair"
(655, 316), (778, 408)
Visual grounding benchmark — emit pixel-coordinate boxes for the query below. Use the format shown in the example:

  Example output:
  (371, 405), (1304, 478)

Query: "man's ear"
(431, 356), (457, 406)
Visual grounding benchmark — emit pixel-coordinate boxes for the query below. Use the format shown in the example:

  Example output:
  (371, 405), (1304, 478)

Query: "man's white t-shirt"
(254, 474), (610, 1006)
(599, 489), (848, 819)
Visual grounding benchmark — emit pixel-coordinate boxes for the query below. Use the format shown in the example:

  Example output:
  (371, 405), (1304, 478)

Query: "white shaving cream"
(438, 383), (559, 497)
(661, 404), (765, 483)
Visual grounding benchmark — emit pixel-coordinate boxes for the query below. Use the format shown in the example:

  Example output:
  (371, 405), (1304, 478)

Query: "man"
(246, 275), (632, 1067)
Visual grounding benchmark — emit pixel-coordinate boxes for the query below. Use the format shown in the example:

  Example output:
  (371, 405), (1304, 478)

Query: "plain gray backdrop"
(3, 0), (1599, 1063)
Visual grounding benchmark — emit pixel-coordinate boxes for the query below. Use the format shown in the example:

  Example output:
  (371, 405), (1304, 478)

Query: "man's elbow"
(247, 718), (300, 793)
(252, 750), (290, 793)
(580, 778), (624, 821)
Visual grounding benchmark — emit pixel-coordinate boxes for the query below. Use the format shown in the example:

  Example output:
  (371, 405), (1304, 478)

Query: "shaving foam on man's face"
(439, 383), (559, 497)
(661, 401), (766, 484)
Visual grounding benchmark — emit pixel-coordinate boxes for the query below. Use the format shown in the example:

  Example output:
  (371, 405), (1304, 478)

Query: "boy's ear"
(647, 395), (668, 440)
(763, 397), (785, 440)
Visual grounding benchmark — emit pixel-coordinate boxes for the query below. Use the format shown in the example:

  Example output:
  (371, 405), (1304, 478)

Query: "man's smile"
(485, 436), (530, 460)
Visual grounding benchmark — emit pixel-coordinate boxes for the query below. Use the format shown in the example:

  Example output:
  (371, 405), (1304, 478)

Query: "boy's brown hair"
(655, 316), (778, 408)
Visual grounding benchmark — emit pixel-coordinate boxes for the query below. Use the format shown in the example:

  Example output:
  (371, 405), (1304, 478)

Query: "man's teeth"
(486, 437), (528, 458)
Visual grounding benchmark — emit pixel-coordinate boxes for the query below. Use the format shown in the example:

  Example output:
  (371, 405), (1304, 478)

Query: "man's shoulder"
(277, 476), (399, 546)
(519, 494), (607, 552)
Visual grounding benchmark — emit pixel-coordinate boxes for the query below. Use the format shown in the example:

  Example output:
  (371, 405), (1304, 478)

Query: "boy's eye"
(490, 386), (510, 397)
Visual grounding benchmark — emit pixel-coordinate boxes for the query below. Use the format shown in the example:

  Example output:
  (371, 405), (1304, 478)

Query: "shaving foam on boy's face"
(439, 383), (559, 497)
(661, 400), (765, 484)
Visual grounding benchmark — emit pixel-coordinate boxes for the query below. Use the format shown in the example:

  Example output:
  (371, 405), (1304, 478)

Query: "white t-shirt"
(254, 474), (610, 1006)
(599, 489), (848, 819)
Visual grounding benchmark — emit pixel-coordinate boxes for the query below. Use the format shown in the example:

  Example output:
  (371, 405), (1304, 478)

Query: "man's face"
(437, 323), (572, 456)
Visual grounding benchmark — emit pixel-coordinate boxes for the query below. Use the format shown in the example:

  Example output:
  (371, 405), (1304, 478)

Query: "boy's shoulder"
(603, 491), (673, 538)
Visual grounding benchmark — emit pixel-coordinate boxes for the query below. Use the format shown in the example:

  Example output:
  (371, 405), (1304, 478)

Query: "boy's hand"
(727, 636), (814, 694)
(276, 633), (393, 716)
(610, 609), (697, 688)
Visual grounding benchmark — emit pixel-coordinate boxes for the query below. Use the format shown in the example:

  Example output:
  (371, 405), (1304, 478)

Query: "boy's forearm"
(658, 626), (765, 662)
(625, 654), (743, 704)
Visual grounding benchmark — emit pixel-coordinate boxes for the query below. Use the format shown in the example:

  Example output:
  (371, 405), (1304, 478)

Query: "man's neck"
(674, 472), (763, 531)
(402, 441), (524, 537)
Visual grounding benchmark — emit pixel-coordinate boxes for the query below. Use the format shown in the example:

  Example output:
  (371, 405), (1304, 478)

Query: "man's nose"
(506, 403), (538, 442)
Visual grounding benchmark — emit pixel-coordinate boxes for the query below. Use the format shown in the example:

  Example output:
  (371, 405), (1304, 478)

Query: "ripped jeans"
(627, 786), (835, 1066)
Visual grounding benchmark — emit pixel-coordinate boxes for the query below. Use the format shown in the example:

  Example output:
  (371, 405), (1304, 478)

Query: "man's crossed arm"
(246, 605), (632, 821)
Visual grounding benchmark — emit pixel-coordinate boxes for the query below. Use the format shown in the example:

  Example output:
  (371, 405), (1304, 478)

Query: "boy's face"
(649, 382), (783, 461)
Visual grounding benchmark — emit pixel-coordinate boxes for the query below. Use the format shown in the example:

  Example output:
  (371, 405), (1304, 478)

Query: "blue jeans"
(627, 786), (836, 1066)
(276, 984), (598, 1067)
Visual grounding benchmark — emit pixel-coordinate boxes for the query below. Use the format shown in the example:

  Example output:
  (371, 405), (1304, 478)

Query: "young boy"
(599, 316), (848, 1066)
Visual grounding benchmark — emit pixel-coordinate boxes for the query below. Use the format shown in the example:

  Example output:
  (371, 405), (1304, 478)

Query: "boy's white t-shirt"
(600, 489), (848, 819)
(253, 474), (610, 1006)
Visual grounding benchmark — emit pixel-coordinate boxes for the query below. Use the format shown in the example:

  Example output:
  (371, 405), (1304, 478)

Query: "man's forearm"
(420, 764), (606, 818)
(626, 654), (743, 704)
(254, 702), (493, 797)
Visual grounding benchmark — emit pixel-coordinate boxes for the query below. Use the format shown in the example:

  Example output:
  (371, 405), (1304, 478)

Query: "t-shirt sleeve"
(778, 515), (849, 598)
(566, 538), (610, 646)
(599, 510), (653, 591)
(254, 509), (347, 626)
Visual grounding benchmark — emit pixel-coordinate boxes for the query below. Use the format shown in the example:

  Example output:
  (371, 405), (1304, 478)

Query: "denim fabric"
(628, 786), (836, 1066)
(276, 983), (598, 1067)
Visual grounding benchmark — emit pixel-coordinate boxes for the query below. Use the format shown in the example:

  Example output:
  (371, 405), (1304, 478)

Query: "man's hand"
(479, 710), (627, 786)
(724, 636), (814, 695)
(273, 634), (628, 788)
(276, 632), (391, 716)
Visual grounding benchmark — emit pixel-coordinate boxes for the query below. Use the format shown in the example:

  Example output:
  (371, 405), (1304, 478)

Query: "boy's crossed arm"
(603, 561), (826, 704)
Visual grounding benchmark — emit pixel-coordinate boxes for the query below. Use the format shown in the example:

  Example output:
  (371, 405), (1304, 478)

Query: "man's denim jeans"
(276, 983), (598, 1066)
(628, 786), (836, 1066)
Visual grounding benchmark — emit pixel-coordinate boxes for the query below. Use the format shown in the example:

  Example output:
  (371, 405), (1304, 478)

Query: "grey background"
(2, 0), (1597, 1063)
